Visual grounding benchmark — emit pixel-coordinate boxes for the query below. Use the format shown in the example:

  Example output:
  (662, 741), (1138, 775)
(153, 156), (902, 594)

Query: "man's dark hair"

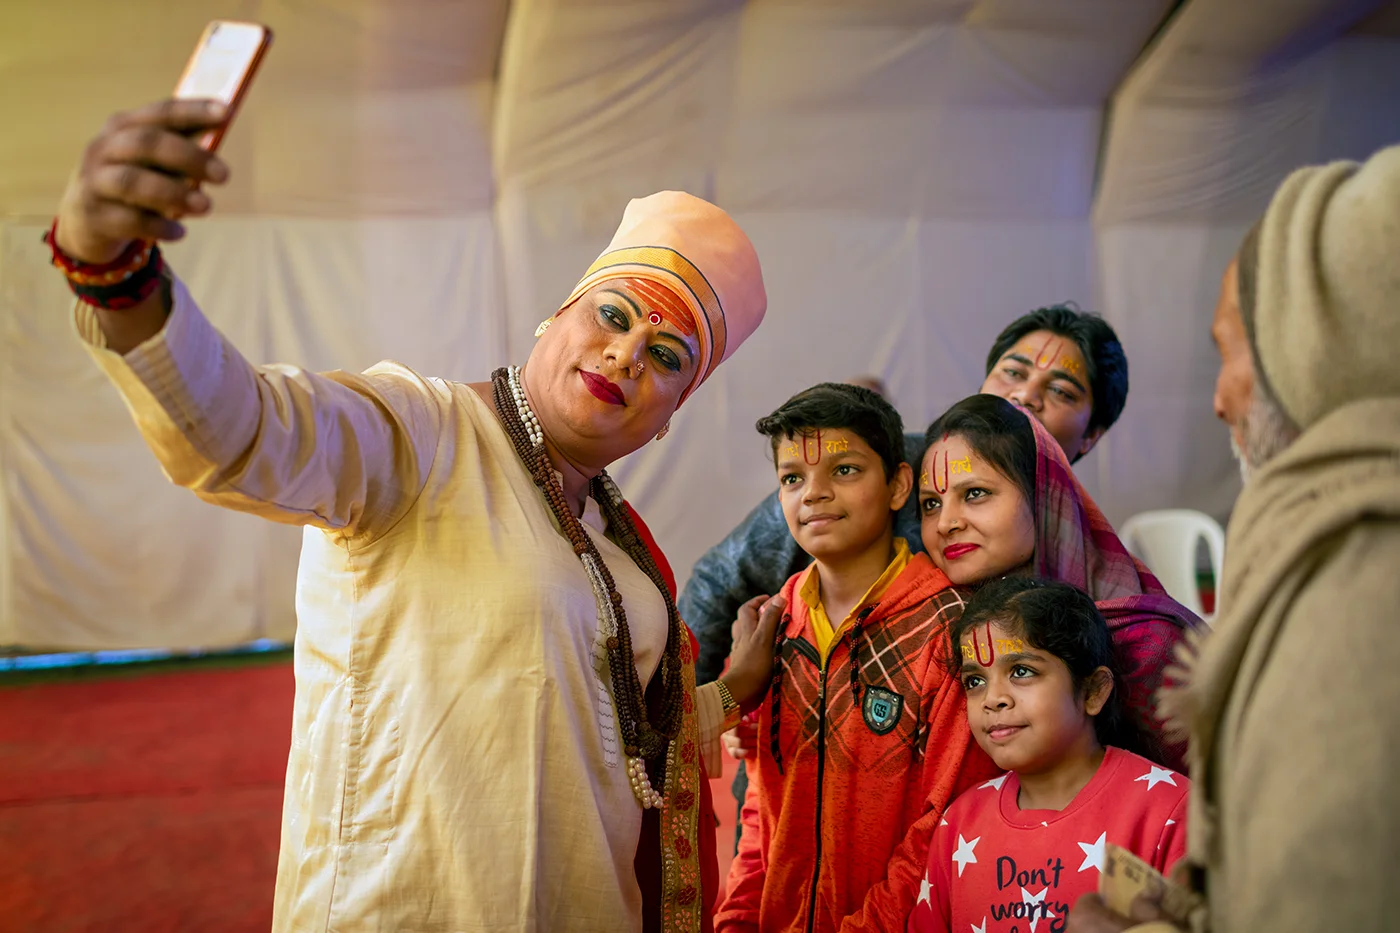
(949, 576), (1149, 758)
(923, 394), (1037, 505)
(984, 303), (1129, 437)
(756, 383), (905, 480)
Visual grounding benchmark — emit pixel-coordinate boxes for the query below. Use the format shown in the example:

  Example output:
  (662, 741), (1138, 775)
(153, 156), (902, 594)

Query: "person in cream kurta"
(51, 98), (778, 932)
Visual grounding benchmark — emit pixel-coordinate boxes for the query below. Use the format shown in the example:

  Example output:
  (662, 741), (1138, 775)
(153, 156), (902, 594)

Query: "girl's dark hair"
(948, 576), (1148, 757)
(756, 382), (905, 480)
(923, 394), (1037, 504)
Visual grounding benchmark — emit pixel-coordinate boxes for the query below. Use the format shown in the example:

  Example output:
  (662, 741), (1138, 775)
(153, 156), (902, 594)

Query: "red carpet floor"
(0, 661), (741, 931)
(0, 663), (293, 933)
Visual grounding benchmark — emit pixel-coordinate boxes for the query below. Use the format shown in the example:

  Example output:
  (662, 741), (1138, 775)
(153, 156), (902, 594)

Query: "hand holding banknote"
(1064, 844), (1200, 933)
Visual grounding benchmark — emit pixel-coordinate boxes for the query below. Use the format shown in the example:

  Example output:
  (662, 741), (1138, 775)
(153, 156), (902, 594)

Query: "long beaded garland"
(493, 366), (686, 808)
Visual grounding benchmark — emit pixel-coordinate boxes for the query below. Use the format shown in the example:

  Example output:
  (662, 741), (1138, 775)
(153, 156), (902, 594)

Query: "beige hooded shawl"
(1166, 145), (1400, 932)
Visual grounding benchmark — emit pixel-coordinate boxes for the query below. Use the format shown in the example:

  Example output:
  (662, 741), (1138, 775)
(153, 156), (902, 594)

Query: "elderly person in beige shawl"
(1068, 144), (1400, 932)
(48, 99), (784, 933)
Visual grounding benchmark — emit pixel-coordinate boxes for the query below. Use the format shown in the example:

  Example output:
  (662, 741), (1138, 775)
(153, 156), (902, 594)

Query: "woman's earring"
(655, 422), (671, 441)
(534, 318), (553, 338)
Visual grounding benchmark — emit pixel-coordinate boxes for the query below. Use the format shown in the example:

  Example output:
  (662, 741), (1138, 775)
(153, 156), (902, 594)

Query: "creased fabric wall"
(1091, 0), (1400, 524)
(0, 218), (504, 648)
(494, 0), (1174, 598)
(0, 0), (507, 648)
(5, 0), (1396, 651)
(0, 0), (1175, 649)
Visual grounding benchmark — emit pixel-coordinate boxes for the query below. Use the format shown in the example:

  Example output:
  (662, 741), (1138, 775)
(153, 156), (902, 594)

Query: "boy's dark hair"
(984, 303), (1129, 439)
(756, 382), (905, 480)
(923, 395), (1037, 505)
(949, 576), (1148, 758)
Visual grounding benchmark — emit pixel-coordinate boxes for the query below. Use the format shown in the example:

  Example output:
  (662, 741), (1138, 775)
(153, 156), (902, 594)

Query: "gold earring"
(655, 421), (670, 441)
(534, 318), (552, 338)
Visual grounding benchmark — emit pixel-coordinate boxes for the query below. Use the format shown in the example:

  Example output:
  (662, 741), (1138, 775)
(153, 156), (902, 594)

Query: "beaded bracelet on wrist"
(43, 218), (166, 310)
(714, 679), (743, 731)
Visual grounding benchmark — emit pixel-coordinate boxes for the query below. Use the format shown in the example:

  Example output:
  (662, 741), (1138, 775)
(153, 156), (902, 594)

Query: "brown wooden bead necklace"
(492, 365), (686, 808)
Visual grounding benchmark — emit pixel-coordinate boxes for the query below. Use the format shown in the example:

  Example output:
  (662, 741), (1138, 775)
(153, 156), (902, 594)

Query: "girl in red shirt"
(907, 577), (1188, 933)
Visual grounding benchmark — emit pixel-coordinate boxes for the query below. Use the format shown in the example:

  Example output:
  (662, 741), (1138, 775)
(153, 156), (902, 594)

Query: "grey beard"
(1230, 433), (1252, 484)
(1230, 385), (1301, 484)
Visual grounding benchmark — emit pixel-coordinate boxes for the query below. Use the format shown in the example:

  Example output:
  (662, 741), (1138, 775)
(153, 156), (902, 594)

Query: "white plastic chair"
(1118, 509), (1225, 623)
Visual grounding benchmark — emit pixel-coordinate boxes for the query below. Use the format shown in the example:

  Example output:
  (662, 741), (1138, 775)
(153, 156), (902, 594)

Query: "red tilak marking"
(973, 623), (996, 666)
(1034, 335), (1062, 370)
(932, 450), (950, 494)
(802, 430), (823, 465)
(648, 312), (663, 326)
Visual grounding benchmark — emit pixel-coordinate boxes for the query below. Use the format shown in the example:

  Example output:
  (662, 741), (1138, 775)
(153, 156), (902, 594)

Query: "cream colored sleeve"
(1208, 523), (1400, 933)
(694, 682), (742, 778)
(76, 276), (444, 538)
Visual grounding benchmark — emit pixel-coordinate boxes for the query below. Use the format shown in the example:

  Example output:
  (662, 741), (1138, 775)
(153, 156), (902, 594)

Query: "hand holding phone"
(54, 21), (272, 264)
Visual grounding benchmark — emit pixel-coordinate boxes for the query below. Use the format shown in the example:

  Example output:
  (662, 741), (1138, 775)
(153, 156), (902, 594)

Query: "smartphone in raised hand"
(173, 20), (273, 152)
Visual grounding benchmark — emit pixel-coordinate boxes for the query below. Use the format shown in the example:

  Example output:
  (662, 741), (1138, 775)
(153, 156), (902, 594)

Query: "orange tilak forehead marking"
(1033, 335), (1063, 369)
(622, 277), (697, 337)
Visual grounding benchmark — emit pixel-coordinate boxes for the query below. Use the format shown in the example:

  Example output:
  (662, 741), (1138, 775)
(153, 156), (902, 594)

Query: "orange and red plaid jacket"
(716, 553), (1000, 933)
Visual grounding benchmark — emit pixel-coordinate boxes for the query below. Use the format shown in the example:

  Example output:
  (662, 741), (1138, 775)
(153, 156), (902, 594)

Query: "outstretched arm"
(57, 99), (442, 537)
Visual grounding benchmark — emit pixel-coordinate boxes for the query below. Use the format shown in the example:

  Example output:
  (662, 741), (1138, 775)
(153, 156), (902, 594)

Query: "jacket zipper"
(805, 655), (830, 933)
(800, 603), (877, 932)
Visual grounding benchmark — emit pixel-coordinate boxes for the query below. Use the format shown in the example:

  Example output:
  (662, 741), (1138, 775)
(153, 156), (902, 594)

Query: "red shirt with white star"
(906, 746), (1188, 933)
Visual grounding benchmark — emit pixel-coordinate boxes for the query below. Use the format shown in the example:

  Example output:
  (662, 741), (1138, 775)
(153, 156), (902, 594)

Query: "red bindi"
(625, 277), (697, 337)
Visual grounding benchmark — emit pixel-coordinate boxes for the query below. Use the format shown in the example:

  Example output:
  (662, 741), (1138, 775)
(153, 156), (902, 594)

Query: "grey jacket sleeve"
(678, 491), (811, 685)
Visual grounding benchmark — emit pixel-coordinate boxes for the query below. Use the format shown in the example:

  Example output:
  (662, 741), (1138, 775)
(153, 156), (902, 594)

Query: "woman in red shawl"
(918, 394), (1200, 769)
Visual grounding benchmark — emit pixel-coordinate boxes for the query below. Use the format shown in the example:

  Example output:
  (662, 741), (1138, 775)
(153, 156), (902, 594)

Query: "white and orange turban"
(556, 191), (767, 405)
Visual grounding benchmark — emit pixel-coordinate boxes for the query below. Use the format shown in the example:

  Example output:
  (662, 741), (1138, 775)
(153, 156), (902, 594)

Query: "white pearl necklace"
(507, 365), (544, 448)
(505, 365), (665, 810)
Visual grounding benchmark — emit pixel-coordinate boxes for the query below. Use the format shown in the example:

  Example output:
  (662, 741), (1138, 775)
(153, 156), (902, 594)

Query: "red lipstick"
(943, 543), (980, 561)
(579, 371), (625, 406)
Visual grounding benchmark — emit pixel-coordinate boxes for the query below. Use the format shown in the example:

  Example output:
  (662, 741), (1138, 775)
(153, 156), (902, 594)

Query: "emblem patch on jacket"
(861, 686), (903, 735)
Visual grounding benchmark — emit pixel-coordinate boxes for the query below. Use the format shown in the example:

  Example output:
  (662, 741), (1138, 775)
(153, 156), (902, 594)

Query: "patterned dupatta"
(625, 503), (717, 933)
(1021, 411), (1202, 770)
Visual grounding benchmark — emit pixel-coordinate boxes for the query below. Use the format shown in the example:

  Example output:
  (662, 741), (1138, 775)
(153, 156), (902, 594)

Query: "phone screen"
(174, 21), (268, 103)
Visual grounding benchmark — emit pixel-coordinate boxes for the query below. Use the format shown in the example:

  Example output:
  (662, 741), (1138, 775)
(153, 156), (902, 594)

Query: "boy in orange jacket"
(715, 383), (999, 933)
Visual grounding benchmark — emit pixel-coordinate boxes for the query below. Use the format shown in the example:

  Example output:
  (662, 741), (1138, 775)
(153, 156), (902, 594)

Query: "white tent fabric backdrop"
(1, 0), (1397, 649)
